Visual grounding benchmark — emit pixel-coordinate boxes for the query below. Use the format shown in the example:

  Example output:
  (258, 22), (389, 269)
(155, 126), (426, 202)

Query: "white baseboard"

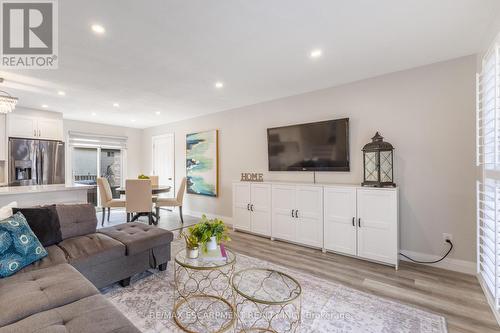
(478, 274), (500, 326)
(183, 209), (233, 226)
(399, 250), (476, 275)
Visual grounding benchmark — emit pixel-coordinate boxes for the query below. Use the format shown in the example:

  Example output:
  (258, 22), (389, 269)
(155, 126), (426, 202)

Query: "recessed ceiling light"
(57, 91), (66, 96)
(155, 111), (161, 115)
(130, 119), (136, 122)
(91, 24), (105, 35)
(215, 81), (224, 89)
(41, 104), (48, 108)
(310, 49), (323, 59)
(112, 102), (119, 108)
(91, 112), (97, 116)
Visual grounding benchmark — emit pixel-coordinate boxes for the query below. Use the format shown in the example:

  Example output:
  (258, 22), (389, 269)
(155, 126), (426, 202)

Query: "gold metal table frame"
(173, 249), (236, 333)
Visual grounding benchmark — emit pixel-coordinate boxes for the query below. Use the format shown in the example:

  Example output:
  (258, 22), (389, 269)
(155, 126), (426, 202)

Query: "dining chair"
(97, 177), (126, 226)
(155, 177), (186, 223)
(125, 179), (154, 225)
(150, 175), (159, 186)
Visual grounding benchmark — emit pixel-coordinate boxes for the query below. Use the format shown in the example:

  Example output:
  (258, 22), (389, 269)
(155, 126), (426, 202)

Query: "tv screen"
(267, 118), (349, 171)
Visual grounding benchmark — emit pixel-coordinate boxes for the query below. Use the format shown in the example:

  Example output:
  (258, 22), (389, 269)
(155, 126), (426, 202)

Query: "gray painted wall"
(142, 55), (477, 263)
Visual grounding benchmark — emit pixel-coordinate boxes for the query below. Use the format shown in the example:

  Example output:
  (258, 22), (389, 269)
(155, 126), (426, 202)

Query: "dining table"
(117, 185), (171, 224)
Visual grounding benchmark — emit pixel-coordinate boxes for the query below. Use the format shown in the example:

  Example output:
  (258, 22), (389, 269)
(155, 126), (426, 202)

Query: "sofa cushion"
(0, 294), (140, 333)
(0, 263), (98, 327)
(18, 245), (68, 273)
(0, 212), (48, 277)
(99, 222), (174, 255)
(58, 233), (126, 267)
(13, 205), (62, 247)
(56, 204), (97, 240)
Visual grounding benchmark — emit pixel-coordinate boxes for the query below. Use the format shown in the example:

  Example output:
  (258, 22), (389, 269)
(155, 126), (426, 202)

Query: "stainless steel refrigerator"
(9, 138), (65, 186)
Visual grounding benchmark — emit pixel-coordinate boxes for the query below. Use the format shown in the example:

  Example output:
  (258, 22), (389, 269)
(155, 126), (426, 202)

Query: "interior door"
(271, 185), (296, 242)
(324, 187), (357, 255)
(295, 185), (323, 247)
(152, 134), (175, 196)
(250, 183), (271, 236)
(357, 189), (398, 265)
(233, 183), (251, 231)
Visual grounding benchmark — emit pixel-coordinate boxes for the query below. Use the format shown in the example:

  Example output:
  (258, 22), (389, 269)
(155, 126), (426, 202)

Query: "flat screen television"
(267, 118), (349, 171)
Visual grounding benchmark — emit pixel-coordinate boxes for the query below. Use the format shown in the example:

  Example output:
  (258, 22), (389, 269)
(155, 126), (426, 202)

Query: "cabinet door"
(271, 185), (296, 242)
(357, 189), (398, 265)
(0, 114), (6, 160)
(324, 187), (356, 255)
(37, 118), (63, 141)
(8, 114), (37, 139)
(250, 183), (271, 236)
(295, 186), (323, 247)
(233, 183), (251, 231)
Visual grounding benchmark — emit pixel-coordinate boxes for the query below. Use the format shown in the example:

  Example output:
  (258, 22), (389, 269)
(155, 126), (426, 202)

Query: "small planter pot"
(207, 236), (217, 251)
(186, 247), (199, 259)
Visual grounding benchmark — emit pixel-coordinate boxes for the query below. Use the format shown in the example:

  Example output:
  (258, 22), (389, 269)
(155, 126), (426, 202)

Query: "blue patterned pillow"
(0, 212), (47, 277)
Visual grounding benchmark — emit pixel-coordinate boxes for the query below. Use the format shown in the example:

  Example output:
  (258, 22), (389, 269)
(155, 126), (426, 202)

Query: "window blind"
(68, 131), (127, 149)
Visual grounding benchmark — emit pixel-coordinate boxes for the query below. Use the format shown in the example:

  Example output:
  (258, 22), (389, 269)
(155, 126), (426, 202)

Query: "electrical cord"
(399, 239), (453, 264)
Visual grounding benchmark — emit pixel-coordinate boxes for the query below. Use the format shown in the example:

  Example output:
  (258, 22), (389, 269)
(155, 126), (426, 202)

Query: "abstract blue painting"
(186, 130), (218, 197)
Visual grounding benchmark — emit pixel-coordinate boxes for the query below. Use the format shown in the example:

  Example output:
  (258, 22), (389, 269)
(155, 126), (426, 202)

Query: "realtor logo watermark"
(0, 0), (58, 69)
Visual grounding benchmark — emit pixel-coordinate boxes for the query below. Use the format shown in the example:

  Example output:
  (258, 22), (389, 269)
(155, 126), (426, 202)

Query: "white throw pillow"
(0, 201), (17, 220)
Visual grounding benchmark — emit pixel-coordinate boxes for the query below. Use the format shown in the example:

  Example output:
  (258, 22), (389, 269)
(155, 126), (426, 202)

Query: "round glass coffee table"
(231, 268), (302, 333)
(173, 248), (236, 333)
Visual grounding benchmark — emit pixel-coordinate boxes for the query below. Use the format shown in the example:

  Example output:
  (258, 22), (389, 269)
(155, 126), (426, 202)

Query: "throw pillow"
(0, 201), (17, 220)
(13, 206), (62, 247)
(0, 212), (48, 278)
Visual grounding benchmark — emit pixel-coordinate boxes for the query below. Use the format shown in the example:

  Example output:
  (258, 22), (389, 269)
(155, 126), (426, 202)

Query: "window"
(477, 39), (500, 310)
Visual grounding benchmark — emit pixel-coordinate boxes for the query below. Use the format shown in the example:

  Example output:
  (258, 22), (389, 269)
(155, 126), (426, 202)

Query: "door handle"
(358, 218), (361, 227)
(352, 217), (355, 226)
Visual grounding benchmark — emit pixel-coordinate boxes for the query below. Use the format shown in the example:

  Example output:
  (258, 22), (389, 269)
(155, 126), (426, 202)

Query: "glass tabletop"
(231, 268), (301, 305)
(174, 248), (236, 270)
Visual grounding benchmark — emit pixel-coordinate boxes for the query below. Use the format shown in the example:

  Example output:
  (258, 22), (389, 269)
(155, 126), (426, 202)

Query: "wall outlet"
(442, 233), (453, 242)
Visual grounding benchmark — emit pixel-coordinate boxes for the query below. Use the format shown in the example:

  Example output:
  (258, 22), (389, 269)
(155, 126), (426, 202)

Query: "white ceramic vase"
(207, 236), (217, 251)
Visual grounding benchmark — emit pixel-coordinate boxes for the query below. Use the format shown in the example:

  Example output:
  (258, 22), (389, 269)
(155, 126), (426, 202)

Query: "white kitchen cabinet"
(232, 182), (271, 236)
(7, 114), (38, 139)
(323, 186), (357, 255)
(271, 184), (323, 247)
(7, 114), (63, 141)
(37, 118), (63, 141)
(357, 188), (398, 266)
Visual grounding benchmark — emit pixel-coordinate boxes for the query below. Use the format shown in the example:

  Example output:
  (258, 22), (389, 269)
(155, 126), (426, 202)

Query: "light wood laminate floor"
(100, 209), (498, 333)
(226, 230), (498, 333)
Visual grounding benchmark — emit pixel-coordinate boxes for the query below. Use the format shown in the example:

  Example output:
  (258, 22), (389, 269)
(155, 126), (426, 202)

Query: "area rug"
(102, 240), (447, 333)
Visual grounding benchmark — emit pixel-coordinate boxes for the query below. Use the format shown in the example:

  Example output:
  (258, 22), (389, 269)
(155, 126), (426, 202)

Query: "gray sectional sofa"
(0, 204), (174, 333)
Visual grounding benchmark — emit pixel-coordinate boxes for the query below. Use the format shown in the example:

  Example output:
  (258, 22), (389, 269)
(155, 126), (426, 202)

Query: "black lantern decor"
(362, 132), (396, 187)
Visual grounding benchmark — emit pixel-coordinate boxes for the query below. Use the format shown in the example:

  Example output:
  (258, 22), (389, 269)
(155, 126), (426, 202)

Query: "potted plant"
(188, 215), (231, 252)
(182, 231), (200, 259)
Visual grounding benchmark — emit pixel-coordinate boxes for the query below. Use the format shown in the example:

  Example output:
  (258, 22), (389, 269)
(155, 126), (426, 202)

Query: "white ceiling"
(1, 0), (499, 128)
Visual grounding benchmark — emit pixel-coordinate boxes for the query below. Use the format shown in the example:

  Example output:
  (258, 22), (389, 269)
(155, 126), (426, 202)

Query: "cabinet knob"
(352, 217), (355, 226)
(247, 203), (250, 211)
(358, 218), (361, 227)
(295, 210), (299, 218)
(291, 209), (295, 218)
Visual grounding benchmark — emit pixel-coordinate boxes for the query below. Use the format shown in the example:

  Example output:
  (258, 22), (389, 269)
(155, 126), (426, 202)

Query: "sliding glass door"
(71, 146), (125, 207)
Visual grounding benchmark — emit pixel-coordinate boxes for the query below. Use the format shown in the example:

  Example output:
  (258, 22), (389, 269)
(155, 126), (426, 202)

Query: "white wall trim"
(184, 209), (233, 227)
(399, 249), (476, 275)
(478, 274), (500, 326)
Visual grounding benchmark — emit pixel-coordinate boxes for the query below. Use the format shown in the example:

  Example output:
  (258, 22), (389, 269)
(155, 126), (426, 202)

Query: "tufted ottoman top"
(98, 222), (174, 256)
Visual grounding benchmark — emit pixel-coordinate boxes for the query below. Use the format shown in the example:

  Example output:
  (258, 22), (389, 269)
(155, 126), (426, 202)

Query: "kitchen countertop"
(0, 184), (93, 195)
